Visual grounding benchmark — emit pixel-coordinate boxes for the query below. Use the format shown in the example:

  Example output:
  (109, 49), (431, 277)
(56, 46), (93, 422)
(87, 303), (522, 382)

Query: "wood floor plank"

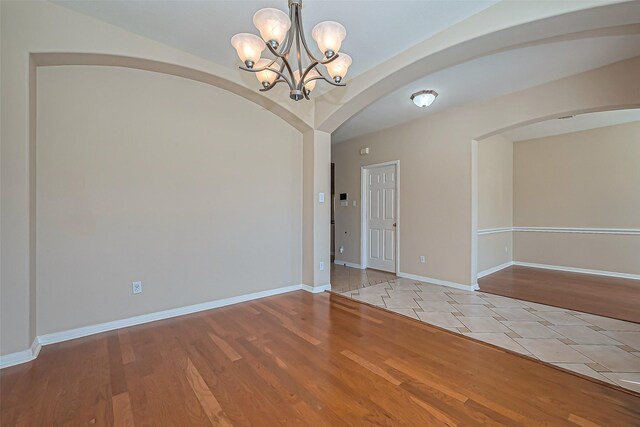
(112, 392), (135, 427)
(208, 333), (242, 362)
(479, 266), (640, 323)
(2, 291), (640, 426)
(185, 358), (233, 427)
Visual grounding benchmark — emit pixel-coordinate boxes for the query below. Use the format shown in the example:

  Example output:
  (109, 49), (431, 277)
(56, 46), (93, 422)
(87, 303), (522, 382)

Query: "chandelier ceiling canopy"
(230, 0), (351, 101)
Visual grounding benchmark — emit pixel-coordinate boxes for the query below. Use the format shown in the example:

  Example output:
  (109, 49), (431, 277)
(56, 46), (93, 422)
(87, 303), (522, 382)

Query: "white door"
(366, 165), (397, 272)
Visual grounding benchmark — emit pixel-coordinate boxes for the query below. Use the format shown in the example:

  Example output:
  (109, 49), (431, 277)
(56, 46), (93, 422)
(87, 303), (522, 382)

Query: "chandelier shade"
(311, 21), (347, 58)
(255, 58), (279, 87)
(230, 0), (351, 101)
(230, 33), (265, 67)
(325, 53), (352, 83)
(253, 8), (291, 47)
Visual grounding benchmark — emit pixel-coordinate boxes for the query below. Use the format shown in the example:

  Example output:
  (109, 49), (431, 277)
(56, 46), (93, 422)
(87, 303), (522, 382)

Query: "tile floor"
(331, 263), (640, 393)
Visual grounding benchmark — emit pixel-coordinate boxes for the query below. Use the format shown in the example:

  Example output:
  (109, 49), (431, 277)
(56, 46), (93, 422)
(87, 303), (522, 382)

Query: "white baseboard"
(478, 261), (514, 278)
(301, 284), (332, 293)
(512, 262), (640, 281)
(397, 272), (474, 292)
(333, 259), (364, 269)
(2, 283), (307, 369)
(0, 338), (42, 369)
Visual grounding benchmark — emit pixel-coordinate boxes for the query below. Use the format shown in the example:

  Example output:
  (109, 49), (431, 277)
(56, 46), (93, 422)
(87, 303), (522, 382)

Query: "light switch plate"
(319, 192), (325, 203)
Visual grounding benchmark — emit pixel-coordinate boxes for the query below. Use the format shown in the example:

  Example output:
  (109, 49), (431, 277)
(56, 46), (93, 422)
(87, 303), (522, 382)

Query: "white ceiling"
(54, 0), (497, 80)
(332, 34), (640, 143)
(502, 109), (640, 142)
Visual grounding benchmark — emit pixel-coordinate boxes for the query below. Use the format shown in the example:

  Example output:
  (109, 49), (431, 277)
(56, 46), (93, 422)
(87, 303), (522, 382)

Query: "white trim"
(477, 227), (513, 235)
(478, 227), (640, 235)
(2, 284), (309, 369)
(478, 261), (514, 278)
(470, 140), (479, 290)
(0, 338), (42, 369)
(301, 284), (332, 293)
(397, 271), (475, 292)
(512, 262), (640, 281)
(360, 160), (400, 274)
(333, 259), (364, 269)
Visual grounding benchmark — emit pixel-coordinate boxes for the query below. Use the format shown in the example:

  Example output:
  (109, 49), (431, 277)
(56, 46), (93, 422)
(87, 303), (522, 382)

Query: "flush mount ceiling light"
(231, 0), (352, 101)
(410, 90), (438, 108)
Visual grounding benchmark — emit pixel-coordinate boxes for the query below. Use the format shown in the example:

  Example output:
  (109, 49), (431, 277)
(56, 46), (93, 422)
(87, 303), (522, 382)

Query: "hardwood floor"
(479, 266), (640, 324)
(2, 291), (639, 426)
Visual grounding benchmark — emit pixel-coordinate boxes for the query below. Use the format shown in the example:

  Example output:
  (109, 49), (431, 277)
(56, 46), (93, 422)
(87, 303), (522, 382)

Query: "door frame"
(360, 160), (400, 273)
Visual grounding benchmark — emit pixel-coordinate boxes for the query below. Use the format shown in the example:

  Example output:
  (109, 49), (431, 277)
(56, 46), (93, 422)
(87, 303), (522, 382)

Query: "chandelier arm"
(239, 65), (295, 90)
(259, 78), (289, 92)
(266, 42), (287, 60)
(317, 53), (340, 66)
(295, 5), (323, 64)
(300, 60), (318, 84)
(293, 5), (304, 91)
(276, 2), (296, 57)
(305, 74), (346, 87)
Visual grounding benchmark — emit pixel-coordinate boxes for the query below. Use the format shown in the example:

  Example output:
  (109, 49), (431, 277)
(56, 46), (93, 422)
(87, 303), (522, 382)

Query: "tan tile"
(464, 333), (530, 355)
(452, 312), (464, 317)
(572, 345), (640, 372)
(457, 327), (471, 333)
(416, 312), (464, 329)
(417, 291), (453, 302)
(521, 301), (567, 312)
(553, 363), (613, 383)
(383, 295), (422, 309)
(617, 345), (637, 353)
(351, 293), (386, 307)
(533, 311), (589, 326)
(600, 372), (640, 393)
(601, 331), (640, 351)
(549, 325), (622, 345)
(539, 321), (553, 326)
(502, 321), (563, 339)
(387, 308), (420, 320)
(491, 308), (543, 322)
(480, 296), (528, 308)
(458, 317), (511, 333)
(505, 332), (522, 339)
(573, 313), (640, 331)
(451, 303), (496, 317)
(585, 363), (610, 372)
(449, 294), (488, 305)
(514, 339), (593, 363)
(558, 338), (577, 345)
(587, 325), (606, 332)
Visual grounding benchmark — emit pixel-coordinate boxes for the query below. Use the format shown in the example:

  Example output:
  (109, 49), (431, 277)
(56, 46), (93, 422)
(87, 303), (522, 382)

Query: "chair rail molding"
(478, 227), (640, 235)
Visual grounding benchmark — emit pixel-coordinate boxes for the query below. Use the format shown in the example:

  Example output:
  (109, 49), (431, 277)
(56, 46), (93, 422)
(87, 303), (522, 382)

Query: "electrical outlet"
(419, 256), (426, 264)
(319, 261), (324, 271)
(132, 281), (142, 294)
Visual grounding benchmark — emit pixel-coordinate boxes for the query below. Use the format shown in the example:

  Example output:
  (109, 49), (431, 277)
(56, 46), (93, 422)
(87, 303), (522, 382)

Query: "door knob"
(392, 223), (397, 227)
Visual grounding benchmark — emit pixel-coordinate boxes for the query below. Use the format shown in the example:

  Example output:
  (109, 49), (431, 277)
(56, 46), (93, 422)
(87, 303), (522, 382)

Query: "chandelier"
(230, 0), (352, 101)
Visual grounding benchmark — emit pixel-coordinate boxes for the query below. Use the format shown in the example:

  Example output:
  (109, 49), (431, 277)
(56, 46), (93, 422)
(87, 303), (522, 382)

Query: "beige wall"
(35, 66), (302, 334)
(333, 56), (640, 287)
(513, 120), (640, 275)
(332, 114), (473, 285)
(514, 121), (640, 228)
(478, 134), (513, 272)
(302, 130), (331, 287)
